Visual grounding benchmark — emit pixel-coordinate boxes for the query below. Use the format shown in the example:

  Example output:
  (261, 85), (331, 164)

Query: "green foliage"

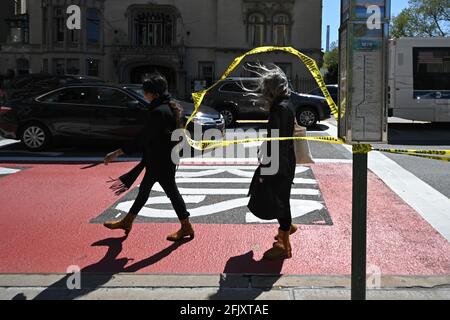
(391, 0), (450, 38)
(323, 42), (339, 84)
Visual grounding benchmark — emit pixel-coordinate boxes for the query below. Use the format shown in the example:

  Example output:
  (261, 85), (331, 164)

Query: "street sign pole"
(339, 0), (391, 300)
(351, 152), (368, 300)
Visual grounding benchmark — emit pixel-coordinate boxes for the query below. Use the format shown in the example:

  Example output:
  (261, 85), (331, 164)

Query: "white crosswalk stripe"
(108, 165), (330, 225)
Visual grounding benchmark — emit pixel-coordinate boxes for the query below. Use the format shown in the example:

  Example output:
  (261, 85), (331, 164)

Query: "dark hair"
(143, 73), (183, 129)
(143, 73), (168, 96)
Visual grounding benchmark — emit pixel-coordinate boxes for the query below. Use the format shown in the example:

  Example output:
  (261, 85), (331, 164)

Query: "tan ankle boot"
(274, 224), (298, 240)
(167, 218), (195, 242)
(263, 229), (292, 260)
(103, 214), (136, 236)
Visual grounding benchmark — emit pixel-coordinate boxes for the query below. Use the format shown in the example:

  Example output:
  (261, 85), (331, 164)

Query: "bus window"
(413, 47), (450, 100)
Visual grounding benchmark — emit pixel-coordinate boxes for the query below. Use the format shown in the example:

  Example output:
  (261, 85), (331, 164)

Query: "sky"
(322, 0), (411, 50)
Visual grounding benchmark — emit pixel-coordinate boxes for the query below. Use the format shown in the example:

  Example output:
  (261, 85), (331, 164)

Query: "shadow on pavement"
(208, 251), (284, 300)
(11, 235), (191, 300)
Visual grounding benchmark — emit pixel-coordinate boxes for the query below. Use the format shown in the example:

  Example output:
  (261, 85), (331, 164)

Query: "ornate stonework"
(242, 0), (296, 23)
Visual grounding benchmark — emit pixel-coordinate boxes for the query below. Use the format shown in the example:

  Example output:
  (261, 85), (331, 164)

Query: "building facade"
(0, 0), (323, 99)
(0, 1), (15, 43)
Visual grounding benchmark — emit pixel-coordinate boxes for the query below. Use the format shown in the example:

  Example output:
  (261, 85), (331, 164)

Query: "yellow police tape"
(183, 46), (450, 163)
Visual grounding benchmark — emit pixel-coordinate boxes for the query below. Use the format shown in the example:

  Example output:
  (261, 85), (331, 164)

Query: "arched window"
(133, 11), (174, 47)
(273, 14), (290, 46)
(248, 13), (265, 47)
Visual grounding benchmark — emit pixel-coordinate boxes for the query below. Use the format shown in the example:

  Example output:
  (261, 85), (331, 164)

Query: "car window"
(91, 88), (133, 107)
(39, 87), (90, 104)
(220, 82), (245, 93)
(328, 86), (337, 95)
(309, 88), (323, 96)
(33, 78), (60, 88)
(220, 81), (260, 93)
(242, 81), (260, 92)
(128, 87), (144, 98)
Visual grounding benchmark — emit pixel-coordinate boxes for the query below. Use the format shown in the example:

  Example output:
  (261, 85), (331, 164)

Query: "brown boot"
(274, 224), (298, 240)
(263, 229), (292, 260)
(103, 214), (136, 236)
(167, 218), (195, 242)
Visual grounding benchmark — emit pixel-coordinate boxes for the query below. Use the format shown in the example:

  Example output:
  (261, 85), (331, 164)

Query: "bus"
(388, 37), (450, 122)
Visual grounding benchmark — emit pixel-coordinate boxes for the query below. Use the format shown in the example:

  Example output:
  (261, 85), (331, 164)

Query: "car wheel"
(219, 107), (237, 127)
(20, 123), (51, 151)
(297, 107), (318, 128)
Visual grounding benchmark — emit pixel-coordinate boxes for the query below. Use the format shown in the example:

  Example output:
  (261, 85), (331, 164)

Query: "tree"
(323, 42), (339, 84)
(391, 0), (450, 38)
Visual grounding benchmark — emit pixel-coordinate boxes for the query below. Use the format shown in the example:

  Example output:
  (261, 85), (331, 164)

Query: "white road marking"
(176, 169), (226, 177)
(0, 157), (142, 162)
(179, 165), (259, 170)
(173, 178), (317, 184)
(116, 197), (324, 220)
(0, 167), (20, 175)
(0, 139), (19, 147)
(144, 195), (206, 204)
(324, 120), (450, 242)
(152, 183), (320, 196)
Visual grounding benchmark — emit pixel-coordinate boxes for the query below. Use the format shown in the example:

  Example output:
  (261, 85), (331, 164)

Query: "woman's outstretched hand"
(104, 149), (124, 165)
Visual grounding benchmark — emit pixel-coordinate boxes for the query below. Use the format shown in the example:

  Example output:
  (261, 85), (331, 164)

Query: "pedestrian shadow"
(10, 235), (190, 300)
(208, 251), (284, 300)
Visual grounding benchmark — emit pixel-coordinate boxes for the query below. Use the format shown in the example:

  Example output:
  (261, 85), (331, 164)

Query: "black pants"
(128, 166), (190, 220)
(274, 176), (293, 232)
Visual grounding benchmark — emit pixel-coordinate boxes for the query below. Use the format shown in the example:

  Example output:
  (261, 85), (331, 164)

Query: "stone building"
(0, 0), (323, 99)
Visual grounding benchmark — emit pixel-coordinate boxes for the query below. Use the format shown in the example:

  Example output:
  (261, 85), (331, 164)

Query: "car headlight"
(192, 116), (214, 125)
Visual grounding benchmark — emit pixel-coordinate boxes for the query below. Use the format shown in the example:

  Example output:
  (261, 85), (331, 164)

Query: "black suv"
(308, 84), (338, 104)
(203, 77), (331, 128)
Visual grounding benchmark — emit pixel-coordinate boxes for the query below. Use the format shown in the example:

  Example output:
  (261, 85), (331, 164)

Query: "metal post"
(351, 152), (368, 300)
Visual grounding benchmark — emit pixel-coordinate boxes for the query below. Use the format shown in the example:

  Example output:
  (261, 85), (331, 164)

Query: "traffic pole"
(351, 150), (368, 300)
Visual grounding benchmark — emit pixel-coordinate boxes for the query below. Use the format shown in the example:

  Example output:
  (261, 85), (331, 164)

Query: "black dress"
(260, 96), (296, 228)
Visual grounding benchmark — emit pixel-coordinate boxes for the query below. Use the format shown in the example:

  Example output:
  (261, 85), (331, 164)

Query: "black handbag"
(247, 165), (277, 220)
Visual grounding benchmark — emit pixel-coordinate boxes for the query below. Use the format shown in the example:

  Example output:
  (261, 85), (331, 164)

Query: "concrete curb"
(1, 274), (449, 300)
(0, 274), (449, 289)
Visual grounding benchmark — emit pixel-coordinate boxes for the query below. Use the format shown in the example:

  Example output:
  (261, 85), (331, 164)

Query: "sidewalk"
(1, 274), (449, 300)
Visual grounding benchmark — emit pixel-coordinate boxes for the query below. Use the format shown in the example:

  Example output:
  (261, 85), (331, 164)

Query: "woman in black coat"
(247, 64), (298, 260)
(103, 73), (194, 242)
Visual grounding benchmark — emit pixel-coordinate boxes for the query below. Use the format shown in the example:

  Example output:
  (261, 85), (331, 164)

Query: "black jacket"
(121, 93), (178, 168)
(108, 94), (179, 195)
(261, 96), (296, 180)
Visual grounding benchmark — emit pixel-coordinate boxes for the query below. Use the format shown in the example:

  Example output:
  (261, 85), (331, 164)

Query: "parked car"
(3, 74), (104, 101)
(122, 84), (225, 132)
(202, 77), (331, 128)
(0, 84), (224, 151)
(308, 84), (338, 104)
